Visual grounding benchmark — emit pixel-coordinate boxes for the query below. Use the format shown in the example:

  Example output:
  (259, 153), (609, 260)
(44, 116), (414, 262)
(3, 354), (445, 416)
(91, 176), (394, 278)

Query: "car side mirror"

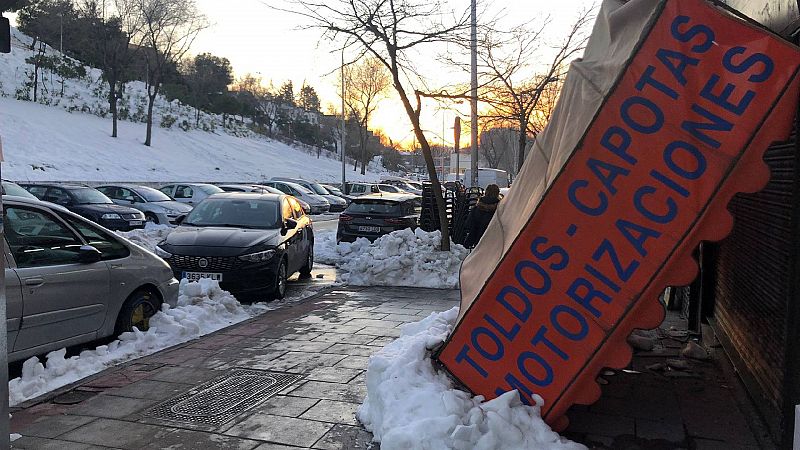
(174, 215), (186, 225)
(282, 218), (298, 235)
(79, 245), (102, 264)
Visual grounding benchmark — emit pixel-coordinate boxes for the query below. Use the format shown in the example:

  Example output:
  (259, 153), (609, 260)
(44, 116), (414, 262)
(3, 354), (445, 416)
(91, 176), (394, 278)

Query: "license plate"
(358, 226), (381, 233)
(182, 272), (223, 282)
(130, 220), (143, 226)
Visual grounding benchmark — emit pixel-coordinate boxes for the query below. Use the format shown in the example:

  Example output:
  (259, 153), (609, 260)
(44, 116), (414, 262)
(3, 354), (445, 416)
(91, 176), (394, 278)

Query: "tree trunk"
(145, 92), (156, 146)
(108, 78), (118, 138)
(393, 80), (451, 251)
(517, 122), (527, 172)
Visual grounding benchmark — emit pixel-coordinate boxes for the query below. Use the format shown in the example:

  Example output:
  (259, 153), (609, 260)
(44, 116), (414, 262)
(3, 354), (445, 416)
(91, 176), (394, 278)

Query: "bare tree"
(479, 9), (593, 171)
(340, 57), (391, 175)
(135, 0), (207, 146)
(234, 74), (279, 137)
(280, 0), (470, 250)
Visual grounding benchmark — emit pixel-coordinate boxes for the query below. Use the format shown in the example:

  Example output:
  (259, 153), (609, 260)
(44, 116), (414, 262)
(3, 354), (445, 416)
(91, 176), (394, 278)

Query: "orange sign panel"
(437, 0), (800, 429)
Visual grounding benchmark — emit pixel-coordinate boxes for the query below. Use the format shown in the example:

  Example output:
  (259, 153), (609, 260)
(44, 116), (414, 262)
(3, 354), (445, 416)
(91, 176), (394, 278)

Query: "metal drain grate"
(143, 369), (302, 428)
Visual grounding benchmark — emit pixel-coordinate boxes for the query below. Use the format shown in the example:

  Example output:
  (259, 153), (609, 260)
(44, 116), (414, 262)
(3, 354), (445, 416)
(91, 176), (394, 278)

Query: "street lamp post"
(470, 0), (478, 188)
(340, 44), (347, 191)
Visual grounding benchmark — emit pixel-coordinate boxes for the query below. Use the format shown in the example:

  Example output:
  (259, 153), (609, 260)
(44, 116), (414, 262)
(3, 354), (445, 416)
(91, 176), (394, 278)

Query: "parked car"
(346, 182), (412, 197)
(337, 193), (421, 243)
(218, 184), (314, 214)
(271, 177), (347, 212)
(96, 184), (193, 225)
(381, 179), (423, 195)
(321, 184), (348, 200)
(4, 196), (179, 363)
(159, 183), (224, 205)
(262, 180), (330, 214)
(21, 183), (146, 231)
(2, 181), (38, 200)
(155, 193), (314, 300)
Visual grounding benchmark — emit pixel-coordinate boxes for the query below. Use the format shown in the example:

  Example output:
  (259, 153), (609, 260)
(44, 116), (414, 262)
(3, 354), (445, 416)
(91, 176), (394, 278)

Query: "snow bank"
(116, 222), (173, 252)
(318, 228), (469, 289)
(8, 279), (299, 406)
(358, 308), (585, 450)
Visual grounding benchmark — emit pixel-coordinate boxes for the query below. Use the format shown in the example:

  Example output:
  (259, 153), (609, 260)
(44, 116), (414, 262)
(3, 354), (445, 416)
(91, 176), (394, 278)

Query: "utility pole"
(340, 46), (346, 191)
(470, 0), (478, 188)
(454, 117), (461, 182)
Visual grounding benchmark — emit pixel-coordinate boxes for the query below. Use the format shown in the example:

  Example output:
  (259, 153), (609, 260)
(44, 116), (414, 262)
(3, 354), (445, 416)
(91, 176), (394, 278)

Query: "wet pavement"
(8, 284), (771, 449)
(9, 286), (460, 449)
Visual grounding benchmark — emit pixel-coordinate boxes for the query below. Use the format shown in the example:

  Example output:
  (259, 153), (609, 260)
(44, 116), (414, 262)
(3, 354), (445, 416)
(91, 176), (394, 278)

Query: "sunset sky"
(187, 0), (598, 148)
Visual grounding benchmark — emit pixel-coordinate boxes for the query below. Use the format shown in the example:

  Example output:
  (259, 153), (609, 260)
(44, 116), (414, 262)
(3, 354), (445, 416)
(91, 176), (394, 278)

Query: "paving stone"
(334, 356), (371, 370)
(288, 381), (367, 403)
(106, 379), (192, 401)
(322, 344), (377, 357)
(367, 336), (395, 347)
(311, 333), (376, 345)
(635, 418), (686, 442)
(382, 313), (425, 323)
(312, 424), (374, 450)
(139, 429), (261, 450)
(184, 333), (247, 350)
(566, 410), (635, 437)
(242, 395), (319, 419)
(225, 414), (333, 447)
(369, 306), (420, 315)
(342, 318), (402, 329)
(300, 400), (359, 426)
(337, 311), (389, 320)
(67, 394), (159, 419)
(265, 341), (335, 353)
(146, 366), (221, 385)
(16, 414), (96, 439)
(254, 443), (311, 450)
(262, 351), (347, 372)
(10, 436), (117, 450)
(355, 326), (401, 337)
(304, 367), (362, 384)
(59, 418), (175, 449)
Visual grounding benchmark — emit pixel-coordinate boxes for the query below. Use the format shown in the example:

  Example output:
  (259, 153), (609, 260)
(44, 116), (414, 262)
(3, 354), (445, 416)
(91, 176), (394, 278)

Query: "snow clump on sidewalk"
(318, 228), (469, 289)
(358, 308), (585, 450)
(9, 279), (250, 406)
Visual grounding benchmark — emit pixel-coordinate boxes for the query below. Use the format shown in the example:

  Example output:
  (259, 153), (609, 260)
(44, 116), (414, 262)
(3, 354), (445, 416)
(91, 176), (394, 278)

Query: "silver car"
(97, 184), (193, 225)
(271, 177), (347, 212)
(263, 181), (330, 214)
(159, 183), (224, 205)
(4, 196), (179, 363)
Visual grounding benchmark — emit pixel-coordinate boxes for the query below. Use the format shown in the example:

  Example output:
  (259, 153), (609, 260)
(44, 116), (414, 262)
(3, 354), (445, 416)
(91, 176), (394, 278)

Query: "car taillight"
(340, 214), (354, 222)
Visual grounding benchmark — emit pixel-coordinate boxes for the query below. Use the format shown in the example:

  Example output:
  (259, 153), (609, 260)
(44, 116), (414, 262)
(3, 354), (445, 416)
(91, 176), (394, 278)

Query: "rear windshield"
(347, 200), (402, 215)
(71, 188), (113, 204)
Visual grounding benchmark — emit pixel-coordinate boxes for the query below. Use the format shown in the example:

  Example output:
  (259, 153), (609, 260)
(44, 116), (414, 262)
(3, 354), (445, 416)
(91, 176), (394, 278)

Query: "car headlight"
(101, 213), (122, 220)
(238, 249), (276, 263)
(154, 245), (173, 259)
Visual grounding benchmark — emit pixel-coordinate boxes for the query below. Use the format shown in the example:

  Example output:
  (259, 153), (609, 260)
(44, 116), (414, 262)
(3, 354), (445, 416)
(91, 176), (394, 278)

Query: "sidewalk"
(8, 286), (772, 449)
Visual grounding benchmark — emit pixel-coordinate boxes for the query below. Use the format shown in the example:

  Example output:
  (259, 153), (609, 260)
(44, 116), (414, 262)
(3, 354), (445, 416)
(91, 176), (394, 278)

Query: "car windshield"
(137, 186), (173, 202)
(347, 200), (402, 215)
(199, 185), (225, 195)
(286, 182), (314, 195)
(183, 198), (281, 229)
(71, 188), (113, 204)
(325, 186), (342, 195)
(2, 182), (37, 199)
(309, 182), (329, 195)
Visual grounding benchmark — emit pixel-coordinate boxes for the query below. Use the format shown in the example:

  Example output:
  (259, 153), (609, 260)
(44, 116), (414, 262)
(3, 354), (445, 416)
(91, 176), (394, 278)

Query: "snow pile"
(319, 228), (468, 289)
(116, 222), (173, 252)
(358, 308), (584, 450)
(10, 279), (254, 406)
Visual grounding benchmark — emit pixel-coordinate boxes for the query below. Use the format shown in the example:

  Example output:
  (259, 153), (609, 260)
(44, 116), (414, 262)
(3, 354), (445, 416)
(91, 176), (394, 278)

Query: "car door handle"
(24, 278), (44, 287)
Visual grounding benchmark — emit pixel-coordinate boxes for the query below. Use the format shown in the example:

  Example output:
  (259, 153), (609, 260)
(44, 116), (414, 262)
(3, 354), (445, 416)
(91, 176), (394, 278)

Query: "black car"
(155, 193), (314, 300)
(337, 193), (421, 243)
(21, 183), (146, 231)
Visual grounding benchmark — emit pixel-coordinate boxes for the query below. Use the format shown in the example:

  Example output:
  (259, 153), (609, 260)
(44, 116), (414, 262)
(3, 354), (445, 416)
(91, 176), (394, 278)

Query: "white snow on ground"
(316, 228), (469, 289)
(8, 278), (317, 406)
(0, 28), (382, 183)
(358, 308), (585, 450)
(116, 222), (173, 252)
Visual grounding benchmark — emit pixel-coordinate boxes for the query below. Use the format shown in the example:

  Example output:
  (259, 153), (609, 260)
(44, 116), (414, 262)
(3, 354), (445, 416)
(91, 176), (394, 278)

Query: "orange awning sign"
(437, 0), (800, 430)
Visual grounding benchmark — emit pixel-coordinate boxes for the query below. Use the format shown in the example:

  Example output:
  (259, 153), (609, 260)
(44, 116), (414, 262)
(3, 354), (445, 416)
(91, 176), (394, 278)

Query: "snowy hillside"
(0, 28), (380, 183)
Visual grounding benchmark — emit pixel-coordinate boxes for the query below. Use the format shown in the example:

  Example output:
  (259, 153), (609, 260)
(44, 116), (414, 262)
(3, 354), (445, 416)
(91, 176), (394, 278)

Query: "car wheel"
(272, 258), (288, 300)
(115, 289), (161, 335)
(299, 244), (314, 278)
(145, 212), (159, 224)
